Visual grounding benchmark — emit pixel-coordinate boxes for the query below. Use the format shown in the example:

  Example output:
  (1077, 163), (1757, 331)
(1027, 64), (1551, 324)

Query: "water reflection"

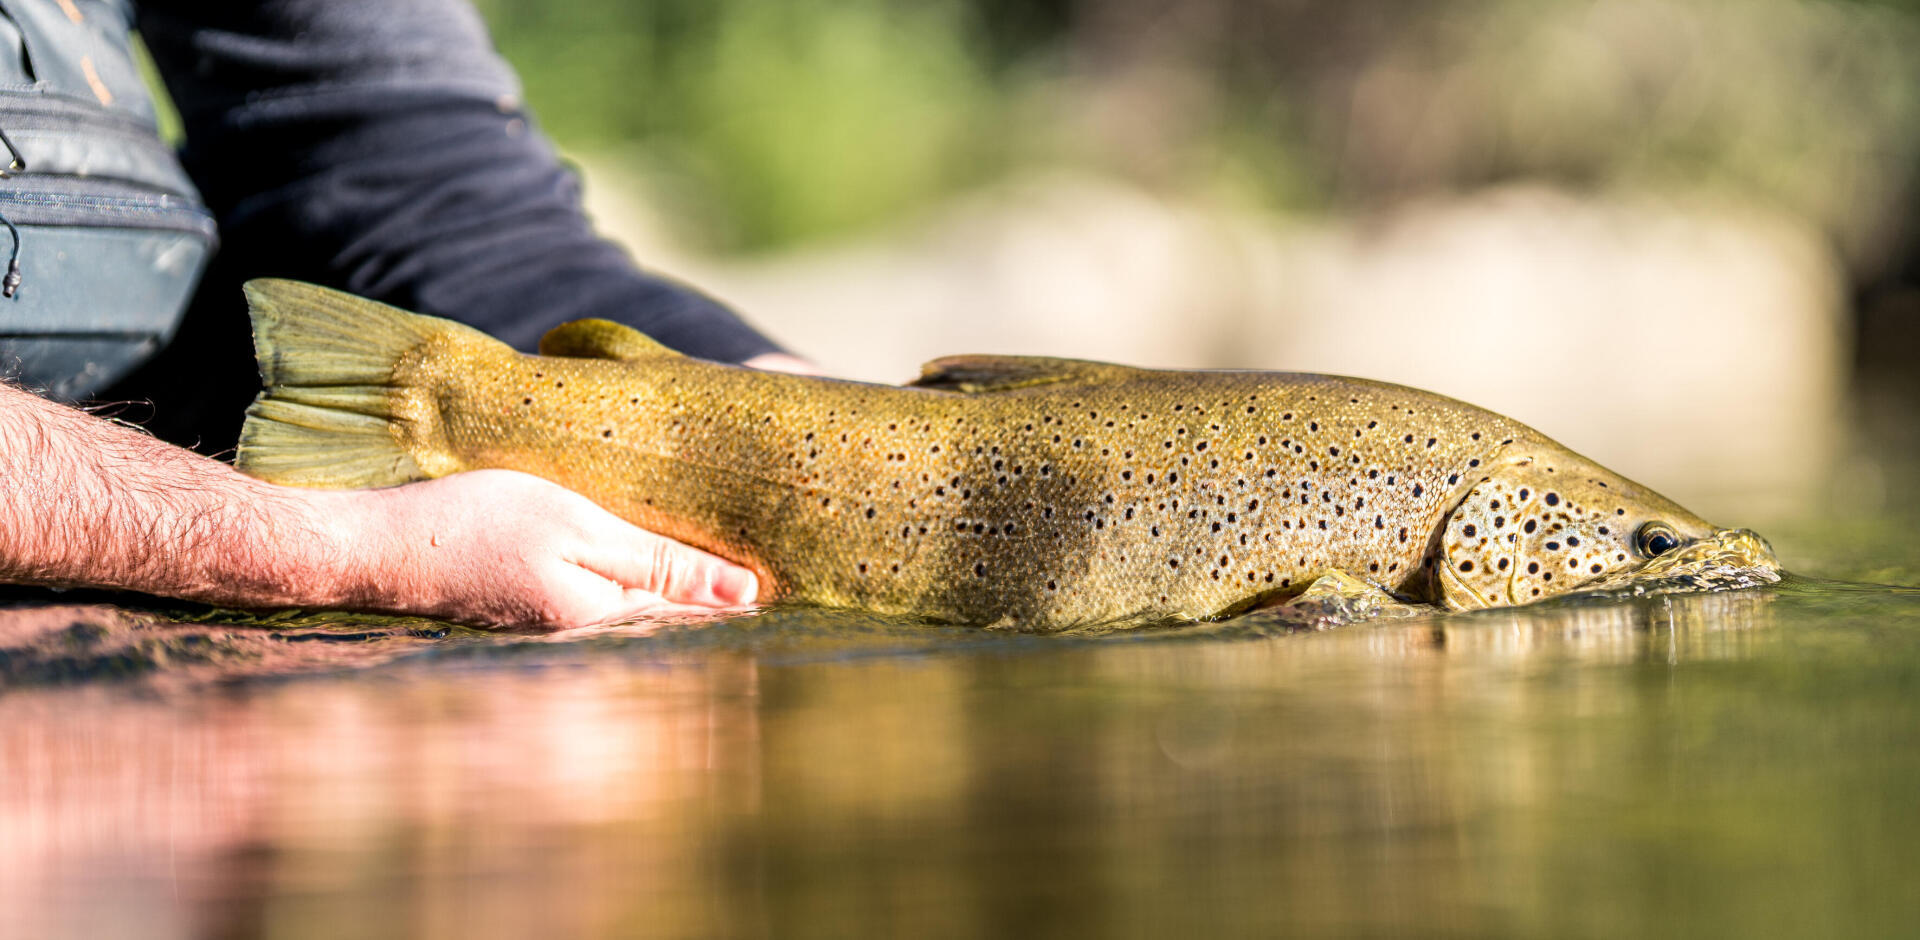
(2, 582), (1917, 937)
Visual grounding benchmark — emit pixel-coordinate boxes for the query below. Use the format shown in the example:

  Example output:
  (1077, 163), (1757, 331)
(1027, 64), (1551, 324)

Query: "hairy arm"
(0, 384), (757, 627)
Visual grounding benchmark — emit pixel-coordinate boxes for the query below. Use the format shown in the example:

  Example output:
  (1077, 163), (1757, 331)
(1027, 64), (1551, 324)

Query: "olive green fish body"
(238, 281), (1767, 628)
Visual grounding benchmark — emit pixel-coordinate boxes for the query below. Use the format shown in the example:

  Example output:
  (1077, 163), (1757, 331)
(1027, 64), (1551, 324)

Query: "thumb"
(574, 524), (759, 608)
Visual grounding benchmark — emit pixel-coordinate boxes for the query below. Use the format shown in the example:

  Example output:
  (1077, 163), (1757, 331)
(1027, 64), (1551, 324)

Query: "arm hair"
(0, 383), (349, 606)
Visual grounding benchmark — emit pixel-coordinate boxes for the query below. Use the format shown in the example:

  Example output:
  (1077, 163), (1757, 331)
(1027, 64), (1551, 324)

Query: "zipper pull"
(0, 125), (23, 177)
(1, 212), (20, 298)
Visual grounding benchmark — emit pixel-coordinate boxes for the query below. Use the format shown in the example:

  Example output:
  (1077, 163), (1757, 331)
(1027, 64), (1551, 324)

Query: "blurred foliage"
(472, 0), (1017, 252)
(475, 0), (1920, 268)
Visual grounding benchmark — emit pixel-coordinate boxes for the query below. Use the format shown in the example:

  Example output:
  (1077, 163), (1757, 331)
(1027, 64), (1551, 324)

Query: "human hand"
(324, 469), (759, 629)
(743, 352), (826, 376)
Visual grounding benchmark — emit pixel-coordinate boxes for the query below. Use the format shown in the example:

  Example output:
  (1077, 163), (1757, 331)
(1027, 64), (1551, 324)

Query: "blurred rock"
(585, 169), (1845, 522)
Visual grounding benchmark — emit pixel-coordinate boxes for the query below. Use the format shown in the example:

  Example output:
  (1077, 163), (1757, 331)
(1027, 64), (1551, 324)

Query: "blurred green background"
(473, 0), (1919, 267)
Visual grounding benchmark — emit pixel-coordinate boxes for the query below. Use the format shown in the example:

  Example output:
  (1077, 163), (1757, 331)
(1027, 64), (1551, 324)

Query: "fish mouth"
(1578, 527), (1782, 598)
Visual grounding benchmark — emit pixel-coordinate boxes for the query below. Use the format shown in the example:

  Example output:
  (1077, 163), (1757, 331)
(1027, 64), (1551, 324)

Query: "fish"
(235, 280), (1780, 629)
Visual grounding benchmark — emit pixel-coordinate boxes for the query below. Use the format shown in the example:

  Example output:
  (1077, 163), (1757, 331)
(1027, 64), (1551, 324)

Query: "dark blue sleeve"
(131, 0), (784, 362)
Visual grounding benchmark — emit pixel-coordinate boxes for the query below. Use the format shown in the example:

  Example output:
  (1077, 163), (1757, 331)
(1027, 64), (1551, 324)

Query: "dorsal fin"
(909, 355), (1134, 393)
(539, 319), (676, 361)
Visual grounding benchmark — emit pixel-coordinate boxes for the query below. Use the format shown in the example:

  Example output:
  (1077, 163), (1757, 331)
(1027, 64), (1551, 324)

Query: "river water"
(2, 517), (1916, 937)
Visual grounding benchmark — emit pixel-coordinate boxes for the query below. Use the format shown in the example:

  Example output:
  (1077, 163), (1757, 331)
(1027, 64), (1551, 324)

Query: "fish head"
(1430, 449), (1769, 610)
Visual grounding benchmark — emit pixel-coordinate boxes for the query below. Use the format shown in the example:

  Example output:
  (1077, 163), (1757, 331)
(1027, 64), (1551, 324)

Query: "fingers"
(537, 563), (743, 630)
(571, 523), (759, 609)
(741, 352), (826, 376)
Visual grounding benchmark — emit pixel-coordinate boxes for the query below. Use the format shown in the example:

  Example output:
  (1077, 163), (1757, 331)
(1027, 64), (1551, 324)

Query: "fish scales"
(237, 281), (1770, 628)
(421, 351), (1525, 626)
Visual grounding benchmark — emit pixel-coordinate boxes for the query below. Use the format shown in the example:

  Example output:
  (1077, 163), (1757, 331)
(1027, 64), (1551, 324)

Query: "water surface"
(2, 548), (1917, 938)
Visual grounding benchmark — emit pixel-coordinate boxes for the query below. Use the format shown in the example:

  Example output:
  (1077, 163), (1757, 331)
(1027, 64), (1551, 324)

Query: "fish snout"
(1641, 527), (1779, 577)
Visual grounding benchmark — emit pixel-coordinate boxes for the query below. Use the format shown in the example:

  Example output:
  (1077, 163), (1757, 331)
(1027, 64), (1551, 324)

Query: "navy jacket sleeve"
(132, 0), (783, 362)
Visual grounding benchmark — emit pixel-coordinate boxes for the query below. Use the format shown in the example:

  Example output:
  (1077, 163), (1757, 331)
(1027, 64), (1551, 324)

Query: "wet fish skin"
(236, 281), (1769, 628)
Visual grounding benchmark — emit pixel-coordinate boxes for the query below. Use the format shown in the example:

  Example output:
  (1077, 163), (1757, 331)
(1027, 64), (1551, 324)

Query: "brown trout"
(236, 280), (1777, 629)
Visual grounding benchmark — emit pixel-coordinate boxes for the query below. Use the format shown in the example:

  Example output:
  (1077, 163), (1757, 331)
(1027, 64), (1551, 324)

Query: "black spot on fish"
(1545, 493), (1560, 506)
(1459, 560), (1474, 572)
(1524, 519), (1538, 533)
(1464, 524), (1477, 537)
(1527, 561), (1540, 573)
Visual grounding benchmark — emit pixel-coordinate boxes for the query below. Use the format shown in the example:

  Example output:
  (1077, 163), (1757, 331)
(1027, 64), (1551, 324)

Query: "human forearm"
(0, 384), (757, 626)
(0, 383), (350, 606)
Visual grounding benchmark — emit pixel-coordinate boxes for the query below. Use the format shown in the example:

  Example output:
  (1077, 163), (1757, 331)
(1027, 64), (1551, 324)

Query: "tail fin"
(236, 279), (492, 488)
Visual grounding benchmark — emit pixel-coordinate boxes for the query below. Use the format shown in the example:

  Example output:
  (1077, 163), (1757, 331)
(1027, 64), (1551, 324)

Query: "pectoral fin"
(1250, 571), (1428, 630)
(539, 319), (676, 361)
(910, 355), (1135, 393)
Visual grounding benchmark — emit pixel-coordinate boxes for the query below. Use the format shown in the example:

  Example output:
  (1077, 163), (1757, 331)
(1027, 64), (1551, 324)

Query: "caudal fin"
(236, 279), (493, 488)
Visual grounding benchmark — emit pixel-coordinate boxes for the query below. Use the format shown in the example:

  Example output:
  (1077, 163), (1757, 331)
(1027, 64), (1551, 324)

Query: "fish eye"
(1635, 522), (1681, 558)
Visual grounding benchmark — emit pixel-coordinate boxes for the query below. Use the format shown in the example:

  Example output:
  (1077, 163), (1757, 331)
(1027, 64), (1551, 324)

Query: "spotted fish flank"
(235, 280), (1777, 629)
